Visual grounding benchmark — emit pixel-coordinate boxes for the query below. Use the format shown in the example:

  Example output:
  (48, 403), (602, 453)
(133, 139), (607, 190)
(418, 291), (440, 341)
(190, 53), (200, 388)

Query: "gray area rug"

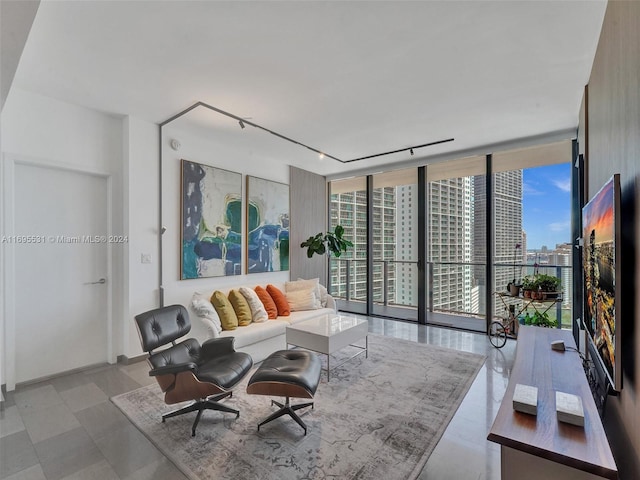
(112, 334), (485, 480)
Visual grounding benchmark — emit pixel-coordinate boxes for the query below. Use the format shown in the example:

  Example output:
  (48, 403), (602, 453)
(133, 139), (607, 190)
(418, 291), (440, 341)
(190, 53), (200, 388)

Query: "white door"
(14, 163), (109, 383)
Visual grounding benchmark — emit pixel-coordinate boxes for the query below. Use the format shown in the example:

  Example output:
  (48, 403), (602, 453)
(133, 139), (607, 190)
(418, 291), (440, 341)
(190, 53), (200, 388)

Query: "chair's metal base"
(257, 396), (314, 435)
(162, 391), (238, 436)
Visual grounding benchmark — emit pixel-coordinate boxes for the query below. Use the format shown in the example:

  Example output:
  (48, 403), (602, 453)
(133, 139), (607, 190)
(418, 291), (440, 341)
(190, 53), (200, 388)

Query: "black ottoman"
(246, 350), (321, 435)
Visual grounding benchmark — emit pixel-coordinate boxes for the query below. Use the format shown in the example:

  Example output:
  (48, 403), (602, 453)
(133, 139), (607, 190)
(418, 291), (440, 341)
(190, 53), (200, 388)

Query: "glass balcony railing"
(494, 262), (573, 329)
(329, 258), (574, 330)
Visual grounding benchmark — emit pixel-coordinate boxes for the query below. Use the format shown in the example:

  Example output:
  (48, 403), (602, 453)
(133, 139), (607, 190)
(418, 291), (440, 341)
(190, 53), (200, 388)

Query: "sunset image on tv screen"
(582, 178), (616, 382)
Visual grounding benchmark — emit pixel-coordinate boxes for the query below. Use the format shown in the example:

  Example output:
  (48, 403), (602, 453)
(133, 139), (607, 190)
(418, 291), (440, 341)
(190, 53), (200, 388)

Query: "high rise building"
(474, 170), (523, 313)
(428, 177), (474, 314)
(330, 186), (397, 305)
(331, 169), (523, 320)
(395, 185), (417, 306)
(372, 187), (397, 304)
(544, 243), (572, 309)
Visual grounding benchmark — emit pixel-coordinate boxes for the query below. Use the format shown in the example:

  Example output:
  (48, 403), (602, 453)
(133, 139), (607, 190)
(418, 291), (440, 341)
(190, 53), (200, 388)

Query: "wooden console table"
(488, 326), (617, 479)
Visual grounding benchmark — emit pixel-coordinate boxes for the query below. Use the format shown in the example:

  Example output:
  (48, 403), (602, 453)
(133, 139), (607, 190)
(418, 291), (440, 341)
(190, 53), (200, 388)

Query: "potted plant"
(300, 225), (353, 258)
(521, 276), (537, 298)
(535, 274), (562, 300)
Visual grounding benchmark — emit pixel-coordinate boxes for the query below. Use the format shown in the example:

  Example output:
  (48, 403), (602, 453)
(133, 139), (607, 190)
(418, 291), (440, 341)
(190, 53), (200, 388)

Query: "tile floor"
(1, 317), (516, 480)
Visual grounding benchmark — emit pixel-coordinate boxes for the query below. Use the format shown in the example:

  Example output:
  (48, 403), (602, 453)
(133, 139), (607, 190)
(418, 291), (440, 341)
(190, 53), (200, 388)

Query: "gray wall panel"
(584, 2), (640, 477)
(290, 166), (327, 285)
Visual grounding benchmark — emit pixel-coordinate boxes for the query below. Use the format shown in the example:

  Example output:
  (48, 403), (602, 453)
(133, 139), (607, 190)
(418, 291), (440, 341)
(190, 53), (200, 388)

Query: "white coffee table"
(286, 313), (368, 381)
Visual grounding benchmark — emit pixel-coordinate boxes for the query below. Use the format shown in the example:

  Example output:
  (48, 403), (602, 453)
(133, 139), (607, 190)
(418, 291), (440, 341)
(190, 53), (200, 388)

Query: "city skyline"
(522, 163), (572, 250)
(329, 162), (572, 321)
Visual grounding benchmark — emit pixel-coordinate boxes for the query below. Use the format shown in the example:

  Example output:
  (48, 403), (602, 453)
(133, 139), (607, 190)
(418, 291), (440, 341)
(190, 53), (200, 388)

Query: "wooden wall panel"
(289, 166), (327, 286)
(585, 1), (640, 478)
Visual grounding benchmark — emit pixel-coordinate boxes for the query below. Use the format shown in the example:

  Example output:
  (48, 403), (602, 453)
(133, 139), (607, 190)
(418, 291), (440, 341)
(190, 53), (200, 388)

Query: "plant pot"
(523, 289), (532, 298)
(509, 284), (520, 297)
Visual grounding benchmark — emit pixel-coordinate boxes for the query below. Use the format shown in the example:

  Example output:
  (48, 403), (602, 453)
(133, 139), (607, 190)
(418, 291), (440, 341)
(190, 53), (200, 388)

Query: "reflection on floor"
(0, 316), (516, 480)
(339, 302), (488, 333)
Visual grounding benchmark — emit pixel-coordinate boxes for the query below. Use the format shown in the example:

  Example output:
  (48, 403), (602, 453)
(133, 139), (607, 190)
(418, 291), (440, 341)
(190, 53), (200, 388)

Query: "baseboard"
(3, 357), (147, 396)
(117, 353), (147, 365)
(14, 362), (110, 389)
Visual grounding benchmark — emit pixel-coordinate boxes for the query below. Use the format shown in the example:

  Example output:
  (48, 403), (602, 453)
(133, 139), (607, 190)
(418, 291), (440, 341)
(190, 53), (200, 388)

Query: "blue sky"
(522, 163), (572, 250)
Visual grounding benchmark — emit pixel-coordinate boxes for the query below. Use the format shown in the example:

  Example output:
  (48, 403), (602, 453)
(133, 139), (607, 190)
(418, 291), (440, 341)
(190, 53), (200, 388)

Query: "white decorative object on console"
(512, 383), (538, 416)
(556, 391), (585, 427)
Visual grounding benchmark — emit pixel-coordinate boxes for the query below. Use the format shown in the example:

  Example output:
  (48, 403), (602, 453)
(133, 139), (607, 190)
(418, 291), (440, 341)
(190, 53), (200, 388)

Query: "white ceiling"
(12, 0), (607, 177)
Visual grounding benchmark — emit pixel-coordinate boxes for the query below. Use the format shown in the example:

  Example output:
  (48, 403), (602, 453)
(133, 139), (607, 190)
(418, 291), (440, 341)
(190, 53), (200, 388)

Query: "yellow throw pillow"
(210, 290), (238, 330)
(228, 289), (252, 326)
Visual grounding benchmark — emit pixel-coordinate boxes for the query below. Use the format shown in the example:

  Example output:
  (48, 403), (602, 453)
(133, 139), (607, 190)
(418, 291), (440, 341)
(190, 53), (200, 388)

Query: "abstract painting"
(246, 176), (289, 273)
(181, 160), (242, 279)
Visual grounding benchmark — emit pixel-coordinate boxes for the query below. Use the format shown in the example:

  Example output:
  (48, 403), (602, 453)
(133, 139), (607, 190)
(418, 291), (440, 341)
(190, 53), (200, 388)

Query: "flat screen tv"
(582, 174), (622, 392)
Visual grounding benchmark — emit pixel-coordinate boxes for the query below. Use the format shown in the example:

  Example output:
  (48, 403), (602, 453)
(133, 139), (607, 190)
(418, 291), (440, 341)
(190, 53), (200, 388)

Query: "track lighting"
(160, 101), (453, 163)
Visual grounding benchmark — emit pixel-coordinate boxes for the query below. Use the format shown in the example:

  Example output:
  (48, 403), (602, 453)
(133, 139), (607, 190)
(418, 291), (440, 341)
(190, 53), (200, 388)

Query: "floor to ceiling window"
(329, 176), (367, 314)
(371, 169), (418, 320)
(426, 156), (486, 331)
(492, 141), (573, 329)
(328, 140), (574, 332)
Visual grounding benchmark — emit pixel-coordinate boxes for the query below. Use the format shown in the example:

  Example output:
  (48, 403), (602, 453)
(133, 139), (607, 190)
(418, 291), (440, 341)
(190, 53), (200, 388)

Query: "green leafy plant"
(523, 311), (557, 328)
(521, 275), (538, 291)
(300, 225), (353, 258)
(535, 274), (561, 292)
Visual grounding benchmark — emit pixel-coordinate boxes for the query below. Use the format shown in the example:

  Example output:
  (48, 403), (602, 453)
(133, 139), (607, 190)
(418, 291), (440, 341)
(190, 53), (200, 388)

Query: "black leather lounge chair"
(134, 304), (253, 436)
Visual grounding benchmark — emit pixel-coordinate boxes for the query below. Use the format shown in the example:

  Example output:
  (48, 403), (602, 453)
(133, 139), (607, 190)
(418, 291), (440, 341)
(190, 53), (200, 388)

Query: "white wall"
(122, 115), (160, 358)
(1, 89), (124, 388)
(0, 91), (298, 379)
(0, 0), (40, 111)
(121, 115), (295, 358)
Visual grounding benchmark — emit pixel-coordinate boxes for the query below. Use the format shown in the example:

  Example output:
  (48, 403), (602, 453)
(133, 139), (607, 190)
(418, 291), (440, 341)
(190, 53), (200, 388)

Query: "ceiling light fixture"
(160, 101), (454, 163)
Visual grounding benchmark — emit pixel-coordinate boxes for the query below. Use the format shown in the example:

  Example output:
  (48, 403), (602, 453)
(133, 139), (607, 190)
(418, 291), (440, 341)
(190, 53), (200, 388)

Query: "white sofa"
(190, 281), (337, 363)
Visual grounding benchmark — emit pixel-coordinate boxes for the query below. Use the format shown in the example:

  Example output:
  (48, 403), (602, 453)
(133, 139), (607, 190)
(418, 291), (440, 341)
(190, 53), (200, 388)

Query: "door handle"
(84, 278), (106, 285)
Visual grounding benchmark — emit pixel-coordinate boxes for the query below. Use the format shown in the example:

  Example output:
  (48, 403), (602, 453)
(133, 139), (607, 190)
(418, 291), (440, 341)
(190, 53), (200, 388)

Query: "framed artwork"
(181, 159), (242, 279)
(246, 176), (289, 273)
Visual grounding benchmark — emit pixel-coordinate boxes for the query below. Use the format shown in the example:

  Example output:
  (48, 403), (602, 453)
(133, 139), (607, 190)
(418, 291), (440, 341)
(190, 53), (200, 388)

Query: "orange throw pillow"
(255, 286), (278, 319)
(267, 284), (290, 316)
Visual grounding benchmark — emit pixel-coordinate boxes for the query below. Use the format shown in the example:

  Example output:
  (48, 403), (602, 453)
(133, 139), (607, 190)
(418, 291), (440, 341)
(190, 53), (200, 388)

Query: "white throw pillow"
(190, 296), (222, 337)
(317, 283), (329, 308)
(290, 277), (330, 307)
(239, 287), (269, 323)
(286, 278), (320, 299)
(286, 288), (321, 311)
